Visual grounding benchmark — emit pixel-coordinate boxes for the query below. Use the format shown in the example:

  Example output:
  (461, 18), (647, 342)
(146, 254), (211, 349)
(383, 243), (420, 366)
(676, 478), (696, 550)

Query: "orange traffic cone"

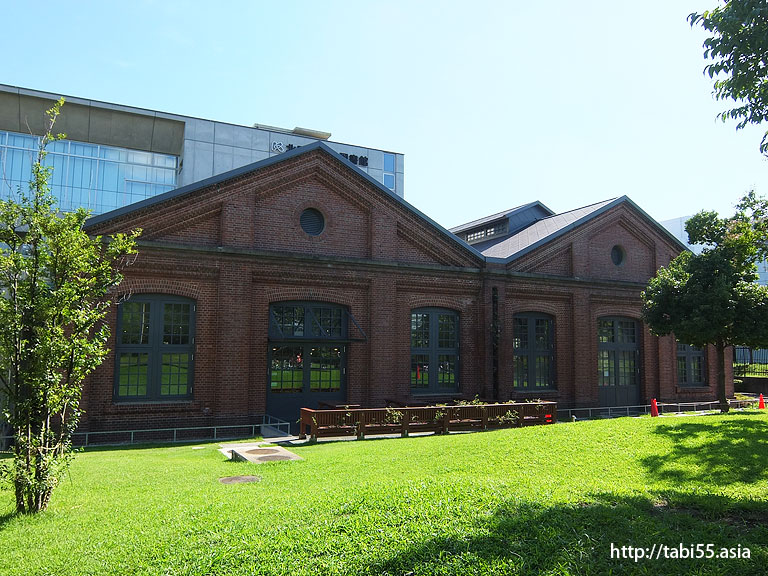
(650, 398), (659, 417)
(759, 394), (765, 410)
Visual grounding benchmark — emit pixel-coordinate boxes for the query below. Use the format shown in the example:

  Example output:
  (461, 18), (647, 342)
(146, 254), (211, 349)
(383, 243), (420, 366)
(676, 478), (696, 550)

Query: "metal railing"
(0, 414), (291, 448)
(734, 346), (768, 377)
(557, 398), (758, 421)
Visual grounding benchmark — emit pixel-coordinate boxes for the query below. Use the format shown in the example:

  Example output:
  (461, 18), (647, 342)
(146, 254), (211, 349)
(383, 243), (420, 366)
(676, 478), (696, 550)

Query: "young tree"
(0, 99), (140, 513)
(642, 192), (768, 412)
(689, 1), (768, 154)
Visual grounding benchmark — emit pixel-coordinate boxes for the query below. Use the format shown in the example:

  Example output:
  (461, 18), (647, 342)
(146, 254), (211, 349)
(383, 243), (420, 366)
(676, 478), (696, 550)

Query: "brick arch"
(406, 295), (474, 315)
(264, 287), (359, 310)
(115, 278), (202, 301)
(510, 302), (561, 318)
(591, 303), (643, 323)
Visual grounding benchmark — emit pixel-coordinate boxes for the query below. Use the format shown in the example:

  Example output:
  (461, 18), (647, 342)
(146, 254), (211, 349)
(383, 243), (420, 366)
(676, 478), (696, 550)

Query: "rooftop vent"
(292, 127), (331, 140)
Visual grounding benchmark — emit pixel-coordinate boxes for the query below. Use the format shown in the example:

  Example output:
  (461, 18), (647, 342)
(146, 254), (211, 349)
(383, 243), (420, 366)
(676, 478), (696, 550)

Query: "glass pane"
(120, 302), (150, 345)
(534, 318), (551, 349)
(598, 320), (614, 343)
(598, 350), (614, 386)
(437, 354), (457, 388)
(691, 356), (703, 384)
(312, 306), (342, 338)
(163, 302), (191, 345)
(117, 353), (149, 397)
(513, 318), (528, 350)
(677, 355), (688, 384)
(618, 320), (636, 344)
(383, 152), (395, 173)
(411, 354), (429, 389)
(438, 314), (457, 348)
(411, 313), (430, 348)
(161, 353), (189, 396)
(514, 355), (528, 388)
(618, 351), (636, 386)
(274, 305), (304, 337)
(270, 346), (304, 393)
(535, 355), (551, 387)
(383, 173), (395, 189)
(309, 346), (342, 392)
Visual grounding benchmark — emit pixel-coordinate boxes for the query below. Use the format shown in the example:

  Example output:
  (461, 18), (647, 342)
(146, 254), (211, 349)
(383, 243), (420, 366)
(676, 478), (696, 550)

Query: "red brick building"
(82, 142), (731, 432)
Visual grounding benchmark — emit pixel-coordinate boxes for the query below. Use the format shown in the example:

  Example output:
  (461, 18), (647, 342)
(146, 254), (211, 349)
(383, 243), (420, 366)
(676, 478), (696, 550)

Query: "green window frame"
(410, 308), (459, 394)
(114, 295), (195, 401)
(677, 343), (706, 387)
(513, 313), (555, 389)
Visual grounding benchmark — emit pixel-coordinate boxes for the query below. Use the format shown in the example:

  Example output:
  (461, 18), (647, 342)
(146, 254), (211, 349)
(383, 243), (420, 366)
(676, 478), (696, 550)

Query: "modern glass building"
(0, 84), (405, 215)
(0, 130), (178, 213)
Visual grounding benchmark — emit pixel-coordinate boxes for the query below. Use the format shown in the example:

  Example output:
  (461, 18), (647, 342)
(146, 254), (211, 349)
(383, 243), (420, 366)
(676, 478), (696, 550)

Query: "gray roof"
(449, 201), (553, 234)
(481, 196), (688, 261)
(482, 198), (616, 259)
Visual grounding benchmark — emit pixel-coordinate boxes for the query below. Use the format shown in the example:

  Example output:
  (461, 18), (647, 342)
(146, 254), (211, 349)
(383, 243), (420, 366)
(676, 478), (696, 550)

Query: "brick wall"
(81, 148), (725, 432)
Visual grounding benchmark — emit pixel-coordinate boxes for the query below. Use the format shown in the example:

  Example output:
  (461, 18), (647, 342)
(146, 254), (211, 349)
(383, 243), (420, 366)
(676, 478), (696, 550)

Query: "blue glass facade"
(0, 130), (177, 214)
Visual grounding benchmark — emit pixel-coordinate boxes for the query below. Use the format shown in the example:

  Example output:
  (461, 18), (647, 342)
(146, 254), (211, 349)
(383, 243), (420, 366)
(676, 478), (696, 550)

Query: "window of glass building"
(0, 130), (177, 215)
(383, 152), (395, 190)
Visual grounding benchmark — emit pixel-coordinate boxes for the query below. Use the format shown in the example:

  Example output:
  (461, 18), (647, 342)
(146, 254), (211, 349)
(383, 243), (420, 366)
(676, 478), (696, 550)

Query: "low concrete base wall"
(736, 377), (768, 395)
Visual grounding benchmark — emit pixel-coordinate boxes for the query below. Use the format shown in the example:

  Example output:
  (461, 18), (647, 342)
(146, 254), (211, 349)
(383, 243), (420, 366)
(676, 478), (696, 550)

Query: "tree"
(642, 192), (768, 412)
(689, 1), (768, 154)
(0, 99), (140, 513)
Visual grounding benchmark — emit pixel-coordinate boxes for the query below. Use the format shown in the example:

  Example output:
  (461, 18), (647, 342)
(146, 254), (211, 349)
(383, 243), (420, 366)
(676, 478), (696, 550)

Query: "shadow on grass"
(642, 417), (768, 487)
(373, 492), (768, 576)
(0, 509), (17, 529)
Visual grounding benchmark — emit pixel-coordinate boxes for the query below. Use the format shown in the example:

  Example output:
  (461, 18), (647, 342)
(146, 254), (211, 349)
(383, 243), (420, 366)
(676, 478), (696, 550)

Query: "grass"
(733, 363), (768, 378)
(2, 413), (768, 575)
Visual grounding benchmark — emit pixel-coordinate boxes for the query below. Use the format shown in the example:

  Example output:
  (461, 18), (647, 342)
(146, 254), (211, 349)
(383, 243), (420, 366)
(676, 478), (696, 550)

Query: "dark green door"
(267, 302), (348, 424)
(597, 317), (640, 407)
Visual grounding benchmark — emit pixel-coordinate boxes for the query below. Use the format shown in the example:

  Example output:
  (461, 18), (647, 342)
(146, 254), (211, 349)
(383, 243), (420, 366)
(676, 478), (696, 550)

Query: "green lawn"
(2, 413), (768, 575)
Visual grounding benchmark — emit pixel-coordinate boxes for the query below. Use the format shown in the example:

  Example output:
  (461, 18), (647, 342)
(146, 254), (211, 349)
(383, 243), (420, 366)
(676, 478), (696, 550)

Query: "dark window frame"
(677, 342), (707, 387)
(114, 294), (196, 402)
(512, 312), (556, 390)
(268, 301), (349, 395)
(597, 317), (639, 387)
(410, 307), (460, 395)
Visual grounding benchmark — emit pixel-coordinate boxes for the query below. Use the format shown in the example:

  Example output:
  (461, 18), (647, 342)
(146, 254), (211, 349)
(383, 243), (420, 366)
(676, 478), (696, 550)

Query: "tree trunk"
(716, 340), (729, 413)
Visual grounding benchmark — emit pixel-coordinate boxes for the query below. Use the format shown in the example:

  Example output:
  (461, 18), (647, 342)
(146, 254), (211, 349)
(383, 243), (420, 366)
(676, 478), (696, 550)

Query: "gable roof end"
(84, 141), (485, 262)
(482, 196), (688, 262)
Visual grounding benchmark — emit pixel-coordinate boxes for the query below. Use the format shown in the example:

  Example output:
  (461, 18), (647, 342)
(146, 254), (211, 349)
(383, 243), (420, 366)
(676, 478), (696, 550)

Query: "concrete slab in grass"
(219, 442), (303, 464)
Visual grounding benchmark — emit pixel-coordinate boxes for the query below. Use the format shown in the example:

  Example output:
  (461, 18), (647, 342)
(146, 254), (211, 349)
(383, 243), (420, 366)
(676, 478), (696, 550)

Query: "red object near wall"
(650, 398), (659, 417)
(760, 394), (765, 409)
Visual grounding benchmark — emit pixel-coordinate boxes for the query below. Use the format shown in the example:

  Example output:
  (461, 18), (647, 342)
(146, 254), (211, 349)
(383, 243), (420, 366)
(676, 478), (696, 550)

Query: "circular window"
(611, 245), (625, 266)
(300, 208), (325, 236)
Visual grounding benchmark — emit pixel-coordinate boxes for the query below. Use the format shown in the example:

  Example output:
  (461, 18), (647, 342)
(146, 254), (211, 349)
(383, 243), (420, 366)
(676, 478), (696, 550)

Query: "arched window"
(268, 301), (348, 395)
(513, 313), (555, 389)
(114, 295), (195, 401)
(410, 308), (460, 394)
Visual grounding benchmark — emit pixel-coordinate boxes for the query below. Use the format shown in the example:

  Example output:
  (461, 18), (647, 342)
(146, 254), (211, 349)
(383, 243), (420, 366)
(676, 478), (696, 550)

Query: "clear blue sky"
(3, 0), (764, 228)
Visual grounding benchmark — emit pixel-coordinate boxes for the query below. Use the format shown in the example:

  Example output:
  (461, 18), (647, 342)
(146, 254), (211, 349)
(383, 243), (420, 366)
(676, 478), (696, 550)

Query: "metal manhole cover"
(245, 448), (279, 456)
(218, 475), (261, 484)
